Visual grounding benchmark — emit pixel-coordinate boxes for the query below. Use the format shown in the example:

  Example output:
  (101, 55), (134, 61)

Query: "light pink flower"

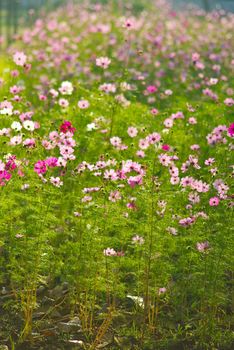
(13, 51), (27, 66)
(96, 57), (111, 69)
(78, 100), (89, 109)
(127, 127), (138, 137)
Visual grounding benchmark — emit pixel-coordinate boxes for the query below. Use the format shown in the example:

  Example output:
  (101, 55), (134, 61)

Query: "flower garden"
(0, 1), (233, 349)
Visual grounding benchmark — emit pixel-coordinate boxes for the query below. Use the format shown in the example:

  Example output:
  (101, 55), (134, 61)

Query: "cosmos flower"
(209, 197), (220, 206)
(34, 160), (47, 175)
(78, 100), (89, 109)
(96, 57), (111, 69)
(196, 241), (210, 252)
(228, 123), (234, 137)
(13, 51), (27, 66)
(132, 235), (144, 245)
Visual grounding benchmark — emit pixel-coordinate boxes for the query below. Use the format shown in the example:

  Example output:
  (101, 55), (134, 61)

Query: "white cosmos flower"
(11, 121), (22, 131)
(87, 123), (96, 131)
(59, 81), (73, 95)
(23, 120), (35, 131)
(0, 108), (13, 115)
(126, 295), (144, 308)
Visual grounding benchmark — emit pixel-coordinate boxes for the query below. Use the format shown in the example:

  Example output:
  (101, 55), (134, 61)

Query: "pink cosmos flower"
(147, 132), (161, 144)
(188, 192), (200, 204)
(99, 83), (116, 93)
(59, 98), (69, 108)
(23, 138), (36, 148)
(179, 217), (195, 227)
(158, 154), (171, 167)
(49, 89), (59, 98)
(13, 51), (27, 66)
(169, 166), (179, 177)
(39, 94), (47, 101)
(82, 195), (92, 203)
(123, 18), (135, 30)
(151, 108), (159, 115)
(127, 127), (138, 137)
(209, 197), (220, 206)
(132, 235), (144, 245)
(45, 157), (58, 167)
(59, 145), (74, 158)
(96, 57), (111, 69)
(136, 150), (145, 158)
(103, 248), (117, 256)
(190, 144), (200, 151)
(109, 190), (122, 202)
(110, 136), (122, 147)
(34, 160), (47, 175)
(50, 177), (63, 188)
(170, 177), (180, 185)
(128, 175), (143, 188)
(147, 85), (157, 93)
(188, 117), (197, 125)
(192, 52), (200, 62)
(78, 100), (89, 109)
(104, 169), (118, 181)
(224, 98), (234, 106)
(196, 241), (209, 252)
(158, 287), (167, 295)
(127, 200), (137, 210)
(210, 168), (218, 176)
(11, 70), (19, 77)
(139, 139), (149, 150)
(164, 118), (173, 128)
(165, 89), (173, 96)
(205, 158), (215, 166)
(10, 85), (22, 94)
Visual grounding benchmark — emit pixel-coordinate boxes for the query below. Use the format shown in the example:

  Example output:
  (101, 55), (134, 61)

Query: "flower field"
(0, 1), (233, 349)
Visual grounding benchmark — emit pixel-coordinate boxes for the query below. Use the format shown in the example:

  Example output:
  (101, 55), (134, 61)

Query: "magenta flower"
(162, 144), (170, 151)
(147, 85), (157, 93)
(0, 170), (12, 181)
(34, 160), (47, 175)
(60, 121), (76, 134)
(228, 123), (234, 137)
(5, 158), (17, 171)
